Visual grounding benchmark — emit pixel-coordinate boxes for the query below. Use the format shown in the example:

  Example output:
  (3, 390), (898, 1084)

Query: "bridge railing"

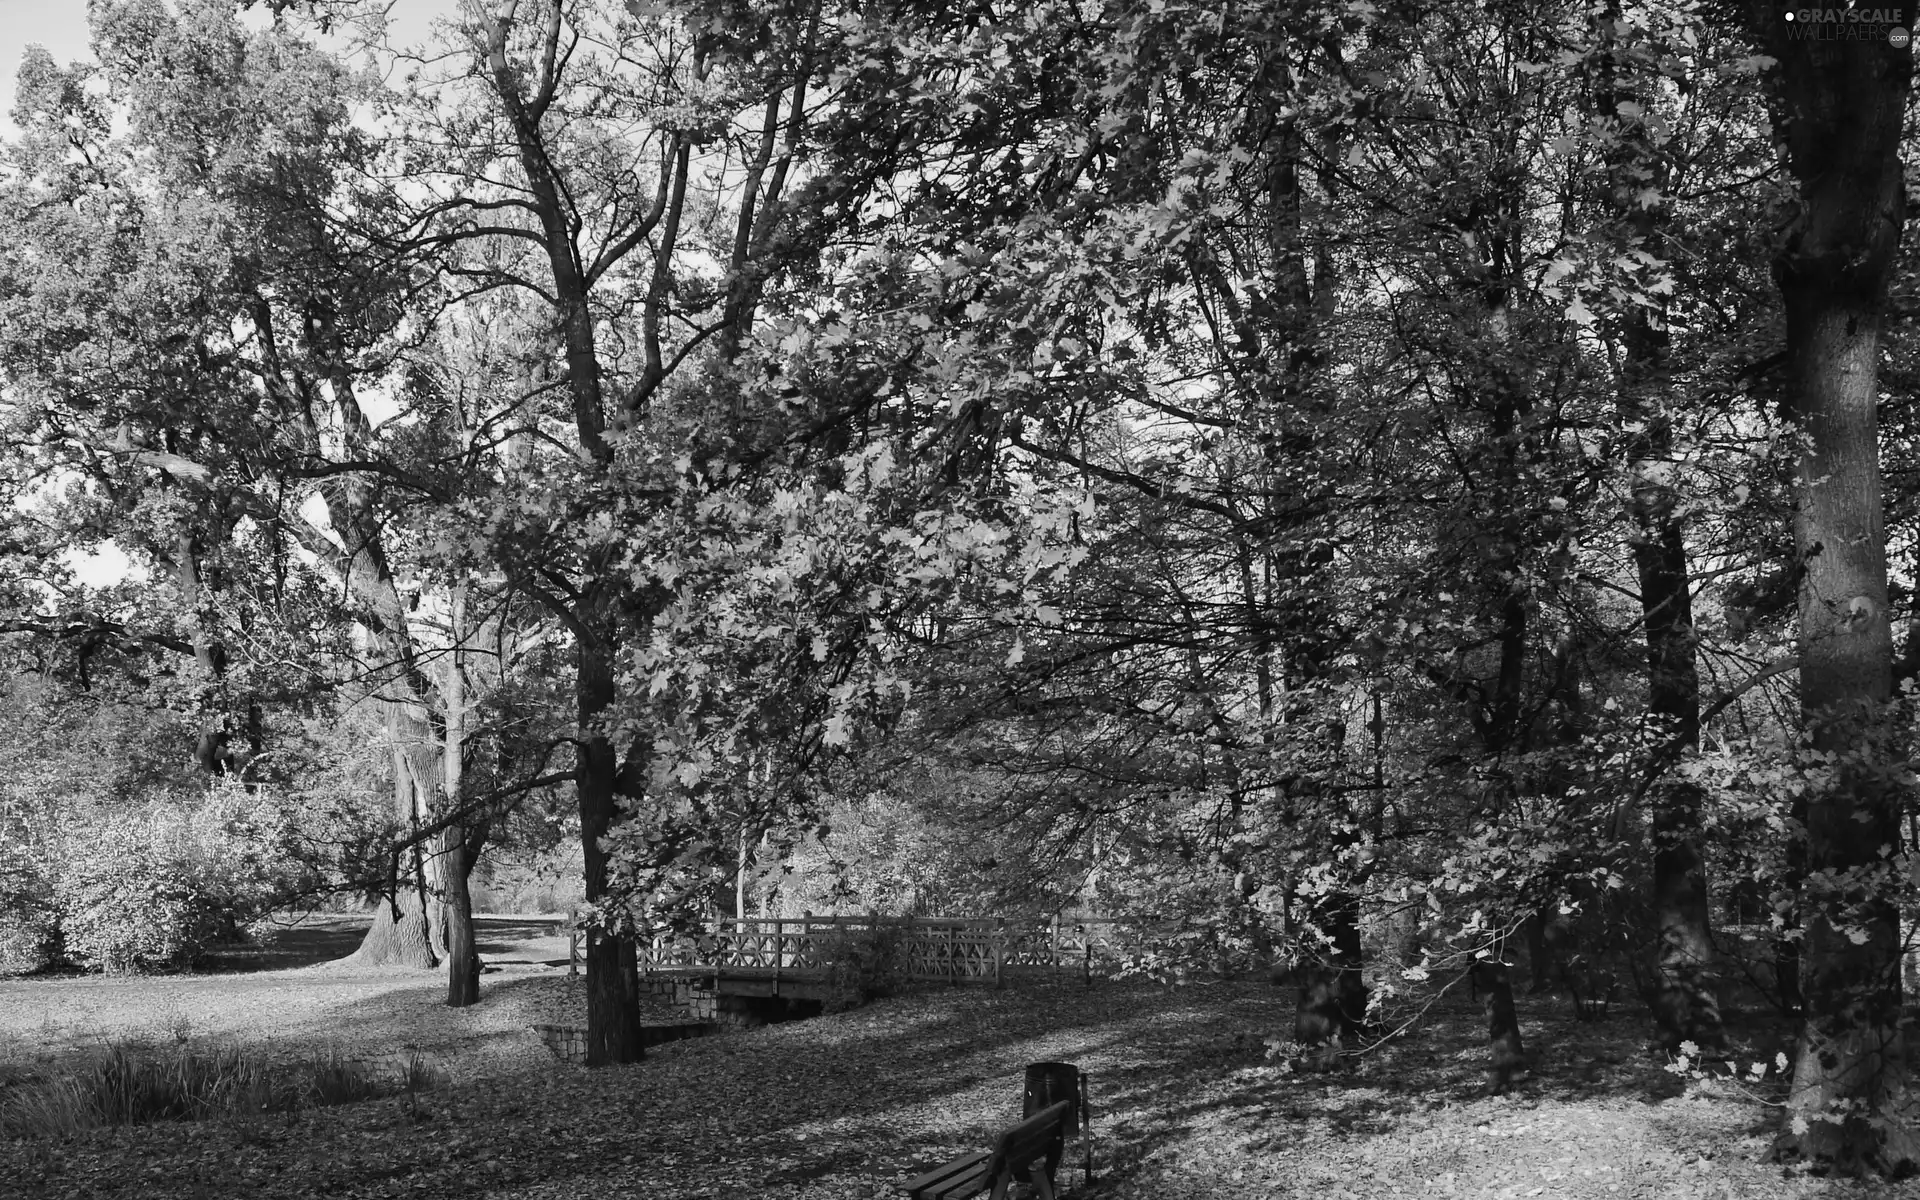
(636, 915), (1129, 985)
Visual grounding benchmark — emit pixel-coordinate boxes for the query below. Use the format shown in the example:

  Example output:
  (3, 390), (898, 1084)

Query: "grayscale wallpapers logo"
(1782, 7), (1912, 44)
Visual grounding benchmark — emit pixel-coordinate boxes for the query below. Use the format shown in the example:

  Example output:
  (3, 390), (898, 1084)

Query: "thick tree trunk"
(1776, 297), (1913, 1169)
(1752, 6), (1915, 1171)
(348, 891), (437, 969)
(579, 636), (643, 1066)
(349, 727), (444, 968)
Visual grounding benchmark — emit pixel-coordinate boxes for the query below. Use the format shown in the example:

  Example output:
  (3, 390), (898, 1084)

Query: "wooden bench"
(902, 1099), (1073, 1200)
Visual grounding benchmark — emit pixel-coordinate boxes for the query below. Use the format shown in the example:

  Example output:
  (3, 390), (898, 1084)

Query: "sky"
(0, 3), (92, 132)
(1, 2), (464, 136)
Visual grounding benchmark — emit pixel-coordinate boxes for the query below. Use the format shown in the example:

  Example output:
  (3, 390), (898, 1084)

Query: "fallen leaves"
(0, 960), (1860, 1200)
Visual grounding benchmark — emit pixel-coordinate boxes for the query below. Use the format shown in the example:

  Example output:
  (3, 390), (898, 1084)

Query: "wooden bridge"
(636, 915), (1124, 1003)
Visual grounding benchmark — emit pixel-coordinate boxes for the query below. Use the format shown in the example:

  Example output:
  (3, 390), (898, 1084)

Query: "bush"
(54, 838), (203, 973)
(49, 786), (312, 973)
(818, 921), (913, 1011)
(0, 860), (61, 974)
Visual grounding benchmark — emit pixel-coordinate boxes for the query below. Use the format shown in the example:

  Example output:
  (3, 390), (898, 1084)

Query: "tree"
(1732, 1), (1919, 1173)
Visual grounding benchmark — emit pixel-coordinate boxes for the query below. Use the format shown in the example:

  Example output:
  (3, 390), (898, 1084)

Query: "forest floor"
(0, 918), (1912, 1199)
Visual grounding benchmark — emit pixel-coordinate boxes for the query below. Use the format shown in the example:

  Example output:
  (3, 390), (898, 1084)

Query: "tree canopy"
(5, 0), (1920, 1176)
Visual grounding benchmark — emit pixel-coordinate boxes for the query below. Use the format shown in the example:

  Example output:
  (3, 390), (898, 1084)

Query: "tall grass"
(0, 1040), (439, 1139)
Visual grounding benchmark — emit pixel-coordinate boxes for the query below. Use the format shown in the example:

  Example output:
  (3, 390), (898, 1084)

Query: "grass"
(0, 1038), (440, 1138)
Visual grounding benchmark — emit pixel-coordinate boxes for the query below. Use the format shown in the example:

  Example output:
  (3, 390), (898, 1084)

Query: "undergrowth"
(0, 1040), (443, 1139)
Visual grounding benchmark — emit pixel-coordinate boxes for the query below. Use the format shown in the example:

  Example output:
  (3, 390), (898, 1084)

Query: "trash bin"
(1022, 1061), (1082, 1133)
(1022, 1061), (1082, 1184)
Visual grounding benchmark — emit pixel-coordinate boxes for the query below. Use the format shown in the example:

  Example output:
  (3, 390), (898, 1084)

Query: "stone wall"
(532, 1022), (590, 1063)
(531, 1020), (721, 1064)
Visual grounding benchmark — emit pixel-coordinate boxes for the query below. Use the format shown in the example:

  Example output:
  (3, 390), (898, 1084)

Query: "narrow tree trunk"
(1471, 961), (1526, 1093)
(1294, 882), (1368, 1056)
(1625, 359), (1721, 1047)
(1591, 0), (1723, 1054)
(1776, 789), (1807, 1017)
(444, 585), (482, 1007)
(1749, 6), (1915, 1171)
(1526, 906), (1566, 994)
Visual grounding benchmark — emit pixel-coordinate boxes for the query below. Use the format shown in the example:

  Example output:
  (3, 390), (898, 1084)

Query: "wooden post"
(993, 917), (1005, 989)
(1051, 913), (1061, 973)
(736, 825), (748, 921)
(1083, 929), (1092, 988)
(774, 917), (783, 989)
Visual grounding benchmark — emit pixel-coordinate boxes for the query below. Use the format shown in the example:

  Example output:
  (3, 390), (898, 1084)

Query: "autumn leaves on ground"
(0, 916), (1891, 1200)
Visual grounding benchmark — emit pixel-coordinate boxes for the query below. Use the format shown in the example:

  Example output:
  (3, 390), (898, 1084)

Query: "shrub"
(49, 786), (312, 973)
(54, 825), (205, 972)
(818, 920), (913, 1011)
(0, 1041), (434, 1138)
(0, 862), (61, 974)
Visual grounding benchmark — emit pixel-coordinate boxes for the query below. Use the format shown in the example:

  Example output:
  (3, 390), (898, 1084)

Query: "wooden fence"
(635, 914), (1128, 986)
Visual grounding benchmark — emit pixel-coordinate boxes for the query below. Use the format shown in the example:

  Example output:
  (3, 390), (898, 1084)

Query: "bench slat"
(902, 1150), (989, 1199)
(988, 1100), (1072, 1176)
(924, 1162), (993, 1200)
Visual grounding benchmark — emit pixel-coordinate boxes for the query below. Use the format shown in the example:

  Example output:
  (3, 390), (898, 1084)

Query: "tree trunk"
(1592, 0), (1723, 1054)
(348, 891), (437, 969)
(1775, 293), (1913, 1170)
(1777, 788), (1807, 1017)
(579, 636), (644, 1066)
(1470, 961), (1526, 1093)
(349, 727), (443, 968)
(1647, 781), (1718, 1045)
(444, 586), (483, 1007)
(444, 833), (481, 1007)
(1294, 883), (1368, 1056)
(1749, 5), (1915, 1172)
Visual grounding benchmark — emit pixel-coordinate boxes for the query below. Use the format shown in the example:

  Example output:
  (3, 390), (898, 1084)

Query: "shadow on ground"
(195, 912), (566, 973)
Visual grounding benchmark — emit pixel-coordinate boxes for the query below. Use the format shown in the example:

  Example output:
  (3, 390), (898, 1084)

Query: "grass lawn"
(0, 930), (1909, 1199)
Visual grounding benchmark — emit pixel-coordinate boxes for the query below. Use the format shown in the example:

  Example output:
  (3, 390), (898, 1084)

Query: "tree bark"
(579, 634), (644, 1065)
(1470, 960), (1526, 1092)
(1745, 2), (1917, 1172)
(444, 584), (483, 1007)
(444, 833), (482, 1007)
(349, 892), (437, 969)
